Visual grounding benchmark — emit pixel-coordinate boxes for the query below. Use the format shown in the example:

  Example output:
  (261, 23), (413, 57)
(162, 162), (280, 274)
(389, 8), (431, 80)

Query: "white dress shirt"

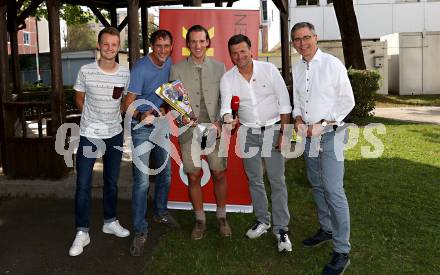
(292, 49), (355, 125)
(220, 60), (292, 128)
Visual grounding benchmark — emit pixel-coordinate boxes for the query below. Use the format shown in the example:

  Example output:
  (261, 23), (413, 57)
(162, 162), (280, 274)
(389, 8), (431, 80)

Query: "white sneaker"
(246, 221), (271, 239)
(69, 231), (90, 256)
(102, 220), (130, 237)
(276, 229), (292, 252)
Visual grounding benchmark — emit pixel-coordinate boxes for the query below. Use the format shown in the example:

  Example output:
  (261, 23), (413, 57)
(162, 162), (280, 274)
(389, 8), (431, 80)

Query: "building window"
(261, 0), (268, 23)
(23, 32), (30, 45)
(297, 0), (319, 6)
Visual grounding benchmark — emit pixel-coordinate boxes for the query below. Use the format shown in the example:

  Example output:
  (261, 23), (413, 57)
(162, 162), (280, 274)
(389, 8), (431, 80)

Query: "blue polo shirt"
(128, 54), (172, 112)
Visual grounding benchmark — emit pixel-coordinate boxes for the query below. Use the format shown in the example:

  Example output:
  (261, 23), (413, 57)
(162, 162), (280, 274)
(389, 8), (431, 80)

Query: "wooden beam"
(280, 7), (292, 88)
(0, 1), (9, 174)
(47, 0), (65, 135)
(190, 0), (202, 6)
(84, 0), (110, 27)
(127, 0), (140, 68)
(117, 15), (128, 32)
(272, 0), (288, 15)
(109, 6), (119, 63)
(7, 0), (22, 94)
(110, 7), (118, 27)
(141, 4), (149, 56)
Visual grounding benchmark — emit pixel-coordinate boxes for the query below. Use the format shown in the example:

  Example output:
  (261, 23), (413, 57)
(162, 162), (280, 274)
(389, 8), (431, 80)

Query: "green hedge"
(348, 68), (381, 119)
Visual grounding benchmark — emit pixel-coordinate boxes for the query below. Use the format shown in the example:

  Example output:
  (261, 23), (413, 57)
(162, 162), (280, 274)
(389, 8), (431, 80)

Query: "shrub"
(347, 69), (380, 120)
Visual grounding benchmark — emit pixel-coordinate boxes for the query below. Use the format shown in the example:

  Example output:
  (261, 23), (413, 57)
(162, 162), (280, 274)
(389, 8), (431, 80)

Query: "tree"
(64, 23), (96, 51)
(333, 0), (366, 70)
(21, 0), (102, 26)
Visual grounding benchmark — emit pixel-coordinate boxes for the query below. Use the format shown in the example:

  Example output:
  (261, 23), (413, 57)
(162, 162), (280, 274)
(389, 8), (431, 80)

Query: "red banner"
(160, 8), (260, 69)
(160, 8), (260, 212)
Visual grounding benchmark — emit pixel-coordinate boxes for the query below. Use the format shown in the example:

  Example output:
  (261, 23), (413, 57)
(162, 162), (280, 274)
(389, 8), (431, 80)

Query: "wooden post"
(280, 11), (291, 86)
(190, 0), (202, 6)
(0, 0), (9, 174)
(7, 0), (21, 94)
(141, 4), (149, 56)
(47, 0), (64, 135)
(127, 0), (140, 68)
(109, 7), (119, 63)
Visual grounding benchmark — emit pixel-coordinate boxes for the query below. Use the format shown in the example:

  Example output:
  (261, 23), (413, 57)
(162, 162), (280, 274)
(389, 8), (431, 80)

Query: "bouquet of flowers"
(155, 80), (195, 122)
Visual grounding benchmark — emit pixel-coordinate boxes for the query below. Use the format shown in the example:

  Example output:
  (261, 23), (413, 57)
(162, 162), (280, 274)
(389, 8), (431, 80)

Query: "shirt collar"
(187, 55), (210, 67)
(302, 48), (323, 64)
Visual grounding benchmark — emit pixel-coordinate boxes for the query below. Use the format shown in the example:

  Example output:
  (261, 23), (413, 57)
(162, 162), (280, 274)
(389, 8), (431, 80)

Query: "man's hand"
(213, 121), (222, 138)
(294, 116), (307, 137)
(139, 110), (156, 125)
(223, 113), (239, 129)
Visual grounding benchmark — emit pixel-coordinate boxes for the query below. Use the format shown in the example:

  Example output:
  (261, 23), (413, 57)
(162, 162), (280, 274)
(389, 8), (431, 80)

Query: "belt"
(241, 121), (280, 131)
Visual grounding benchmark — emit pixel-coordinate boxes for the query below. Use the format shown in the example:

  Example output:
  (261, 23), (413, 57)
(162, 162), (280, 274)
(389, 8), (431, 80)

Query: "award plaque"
(155, 80), (195, 121)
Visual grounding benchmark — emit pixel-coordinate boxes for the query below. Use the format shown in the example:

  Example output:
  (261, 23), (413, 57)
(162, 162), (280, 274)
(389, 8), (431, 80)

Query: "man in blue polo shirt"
(122, 29), (178, 257)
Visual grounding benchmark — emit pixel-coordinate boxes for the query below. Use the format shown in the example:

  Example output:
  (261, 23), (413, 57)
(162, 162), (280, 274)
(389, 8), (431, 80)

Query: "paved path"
(374, 106), (440, 125)
(0, 197), (174, 275)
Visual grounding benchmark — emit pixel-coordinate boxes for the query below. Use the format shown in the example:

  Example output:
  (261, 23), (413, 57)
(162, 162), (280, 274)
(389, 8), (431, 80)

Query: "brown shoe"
(130, 233), (147, 257)
(218, 218), (232, 237)
(191, 220), (206, 240)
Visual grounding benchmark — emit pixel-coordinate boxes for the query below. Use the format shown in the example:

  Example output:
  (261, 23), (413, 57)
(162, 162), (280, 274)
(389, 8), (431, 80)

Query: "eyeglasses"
(292, 35), (314, 43)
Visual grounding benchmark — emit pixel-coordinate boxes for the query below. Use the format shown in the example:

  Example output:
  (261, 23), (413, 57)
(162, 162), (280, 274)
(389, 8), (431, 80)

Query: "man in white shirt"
(291, 22), (355, 274)
(69, 27), (130, 257)
(220, 34), (292, 253)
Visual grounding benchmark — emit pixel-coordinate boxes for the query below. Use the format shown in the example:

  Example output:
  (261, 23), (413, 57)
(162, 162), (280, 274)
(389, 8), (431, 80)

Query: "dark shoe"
(130, 233), (147, 257)
(303, 228), (332, 247)
(153, 214), (181, 229)
(218, 218), (232, 237)
(322, 251), (350, 275)
(191, 220), (206, 240)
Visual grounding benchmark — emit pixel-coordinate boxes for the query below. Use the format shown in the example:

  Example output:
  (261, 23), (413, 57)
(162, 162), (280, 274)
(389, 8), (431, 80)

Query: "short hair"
(290, 22), (316, 38)
(186, 24), (211, 48)
(98, 27), (120, 44)
(150, 29), (173, 46)
(227, 34), (251, 52)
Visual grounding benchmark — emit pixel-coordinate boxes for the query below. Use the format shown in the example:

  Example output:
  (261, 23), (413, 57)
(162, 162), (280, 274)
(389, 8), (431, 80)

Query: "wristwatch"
(320, 119), (328, 128)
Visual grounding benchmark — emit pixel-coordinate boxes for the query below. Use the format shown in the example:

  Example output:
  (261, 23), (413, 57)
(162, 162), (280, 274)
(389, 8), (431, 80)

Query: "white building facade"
(288, 0), (440, 94)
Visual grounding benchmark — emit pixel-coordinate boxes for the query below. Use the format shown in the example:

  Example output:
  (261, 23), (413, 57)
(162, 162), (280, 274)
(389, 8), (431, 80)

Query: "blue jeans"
(131, 119), (171, 234)
(304, 129), (351, 254)
(75, 132), (123, 232)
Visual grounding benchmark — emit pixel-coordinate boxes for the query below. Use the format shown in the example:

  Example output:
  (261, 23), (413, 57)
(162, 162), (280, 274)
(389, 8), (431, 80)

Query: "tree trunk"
(333, 0), (366, 69)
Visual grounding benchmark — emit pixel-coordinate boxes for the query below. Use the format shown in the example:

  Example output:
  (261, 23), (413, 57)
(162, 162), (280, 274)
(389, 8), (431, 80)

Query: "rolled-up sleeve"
(271, 64), (292, 115)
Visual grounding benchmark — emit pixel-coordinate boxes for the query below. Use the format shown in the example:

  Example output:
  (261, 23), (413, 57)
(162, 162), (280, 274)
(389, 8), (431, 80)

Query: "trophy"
(155, 80), (195, 123)
(155, 80), (213, 150)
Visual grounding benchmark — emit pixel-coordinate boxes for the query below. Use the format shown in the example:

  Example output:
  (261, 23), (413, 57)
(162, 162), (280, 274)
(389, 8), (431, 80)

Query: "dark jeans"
(75, 132), (123, 231)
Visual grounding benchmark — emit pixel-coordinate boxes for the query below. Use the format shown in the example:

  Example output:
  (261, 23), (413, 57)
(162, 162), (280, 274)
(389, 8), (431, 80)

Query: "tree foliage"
(64, 23), (97, 51)
(21, 0), (104, 26)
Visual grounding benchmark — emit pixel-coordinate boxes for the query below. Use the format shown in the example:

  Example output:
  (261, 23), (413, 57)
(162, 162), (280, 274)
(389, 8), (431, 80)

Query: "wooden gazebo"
(0, 0), (290, 179)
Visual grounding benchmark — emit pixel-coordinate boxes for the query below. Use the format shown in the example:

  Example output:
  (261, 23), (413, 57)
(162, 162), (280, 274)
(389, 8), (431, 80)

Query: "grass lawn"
(376, 94), (440, 107)
(145, 117), (440, 274)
